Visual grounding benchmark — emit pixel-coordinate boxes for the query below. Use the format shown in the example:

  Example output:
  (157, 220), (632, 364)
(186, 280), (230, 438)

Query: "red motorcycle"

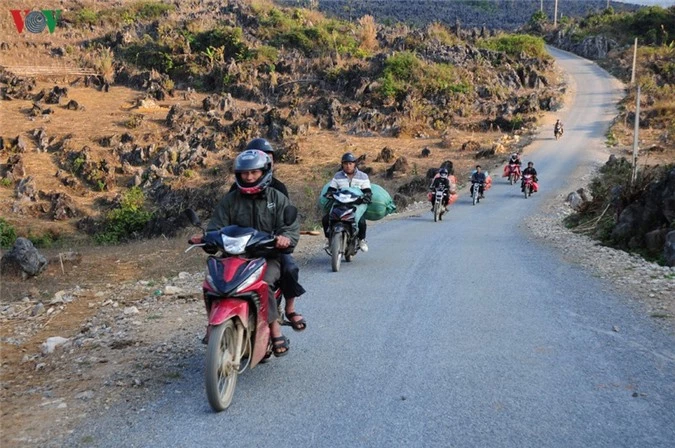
(522, 174), (537, 198)
(508, 164), (521, 185)
(185, 207), (296, 411)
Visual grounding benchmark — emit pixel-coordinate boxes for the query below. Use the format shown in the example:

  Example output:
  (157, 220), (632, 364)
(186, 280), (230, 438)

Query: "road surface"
(68, 48), (675, 448)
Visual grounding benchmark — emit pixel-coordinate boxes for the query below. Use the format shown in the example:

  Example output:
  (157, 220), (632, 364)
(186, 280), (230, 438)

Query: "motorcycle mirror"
(184, 209), (202, 228)
(283, 205), (298, 226)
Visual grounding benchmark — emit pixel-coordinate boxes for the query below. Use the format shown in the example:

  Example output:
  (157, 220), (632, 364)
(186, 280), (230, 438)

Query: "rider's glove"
(203, 243), (218, 254)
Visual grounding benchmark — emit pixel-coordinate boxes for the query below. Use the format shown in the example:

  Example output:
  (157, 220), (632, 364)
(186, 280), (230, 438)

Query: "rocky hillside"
(0, 0), (563, 251)
(524, 6), (675, 264)
(292, 0), (640, 31)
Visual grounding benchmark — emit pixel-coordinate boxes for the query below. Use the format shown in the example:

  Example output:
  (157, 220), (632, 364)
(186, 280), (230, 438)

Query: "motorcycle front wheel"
(509, 174), (514, 185)
(524, 185), (531, 199)
(472, 187), (478, 206)
(205, 320), (239, 411)
(330, 232), (342, 272)
(433, 202), (440, 222)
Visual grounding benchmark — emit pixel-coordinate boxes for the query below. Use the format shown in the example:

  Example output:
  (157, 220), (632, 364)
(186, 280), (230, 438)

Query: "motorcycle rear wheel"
(330, 232), (342, 272)
(205, 320), (239, 412)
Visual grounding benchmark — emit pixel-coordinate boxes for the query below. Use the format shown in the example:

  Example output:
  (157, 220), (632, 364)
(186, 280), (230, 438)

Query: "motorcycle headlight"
(221, 234), (252, 255)
(235, 265), (265, 293)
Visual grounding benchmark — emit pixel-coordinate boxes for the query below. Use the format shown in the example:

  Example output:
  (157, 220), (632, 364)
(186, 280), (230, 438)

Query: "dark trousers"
(279, 253), (306, 299)
(322, 214), (367, 240)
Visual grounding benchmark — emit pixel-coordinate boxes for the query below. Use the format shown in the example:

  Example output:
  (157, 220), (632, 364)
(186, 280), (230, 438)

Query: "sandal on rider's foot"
(272, 335), (290, 357)
(285, 312), (307, 332)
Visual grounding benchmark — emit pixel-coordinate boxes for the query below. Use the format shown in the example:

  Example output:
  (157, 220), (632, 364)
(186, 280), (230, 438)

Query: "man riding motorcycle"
(207, 149), (299, 356)
(521, 161), (539, 193)
(471, 165), (487, 199)
(322, 152), (372, 252)
(509, 153), (522, 167)
(429, 168), (451, 212)
(554, 119), (564, 137)
(228, 138), (307, 332)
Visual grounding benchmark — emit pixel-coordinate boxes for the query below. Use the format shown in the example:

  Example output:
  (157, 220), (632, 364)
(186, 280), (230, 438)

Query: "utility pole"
(631, 85), (641, 186)
(540, 0), (543, 13)
(607, 0), (610, 9)
(554, 0), (558, 27)
(631, 38), (638, 84)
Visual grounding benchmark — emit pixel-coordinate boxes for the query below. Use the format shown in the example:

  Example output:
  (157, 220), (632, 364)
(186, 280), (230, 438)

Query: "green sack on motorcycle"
(318, 183), (396, 221)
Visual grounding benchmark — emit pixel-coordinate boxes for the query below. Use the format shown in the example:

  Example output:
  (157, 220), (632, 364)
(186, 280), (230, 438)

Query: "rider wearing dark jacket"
(207, 149), (299, 355)
(227, 138), (306, 331)
(521, 162), (538, 192)
(429, 168), (451, 208)
(471, 165), (487, 198)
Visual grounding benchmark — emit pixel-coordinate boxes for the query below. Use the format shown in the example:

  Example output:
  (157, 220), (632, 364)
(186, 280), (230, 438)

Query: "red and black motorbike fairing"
(200, 225), (287, 366)
(202, 226), (276, 318)
(522, 174), (539, 192)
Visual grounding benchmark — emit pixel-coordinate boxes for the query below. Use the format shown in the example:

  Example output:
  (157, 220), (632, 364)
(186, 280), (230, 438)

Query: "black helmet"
(341, 152), (357, 163)
(245, 138), (274, 154)
(234, 150), (273, 195)
(439, 168), (448, 177)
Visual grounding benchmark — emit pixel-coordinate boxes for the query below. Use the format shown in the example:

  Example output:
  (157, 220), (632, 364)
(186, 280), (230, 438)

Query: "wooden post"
(554, 0), (558, 28)
(631, 85), (640, 186)
(631, 38), (638, 85)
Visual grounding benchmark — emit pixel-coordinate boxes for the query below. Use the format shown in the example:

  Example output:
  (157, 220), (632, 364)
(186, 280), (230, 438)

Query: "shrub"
(95, 187), (153, 244)
(121, 37), (175, 73)
(358, 15), (378, 51)
(427, 22), (460, 46)
(193, 27), (251, 61)
(479, 33), (548, 60)
(0, 218), (17, 247)
(28, 231), (57, 248)
(74, 8), (98, 26)
(383, 51), (421, 82)
(134, 1), (175, 20)
(125, 114), (144, 129)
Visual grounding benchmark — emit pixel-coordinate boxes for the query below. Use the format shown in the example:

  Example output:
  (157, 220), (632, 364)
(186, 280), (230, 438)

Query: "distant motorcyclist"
(322, 152), (372, 252)
(471, 165), (487, 199)
(554, 119), (564, 138)
(521, 161), (539, 193)
(429, 168), (451, 212)
(508, 153), (522, 166)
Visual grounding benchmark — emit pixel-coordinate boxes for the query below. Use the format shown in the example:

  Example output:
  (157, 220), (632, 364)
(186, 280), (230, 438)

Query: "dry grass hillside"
(1, 0), (563, 251)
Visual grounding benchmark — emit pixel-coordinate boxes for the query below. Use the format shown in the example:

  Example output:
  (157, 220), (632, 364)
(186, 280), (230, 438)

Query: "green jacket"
(207, 188), (300, 248)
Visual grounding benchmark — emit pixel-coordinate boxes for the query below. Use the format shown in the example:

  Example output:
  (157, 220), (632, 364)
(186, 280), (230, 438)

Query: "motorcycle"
(554, 125), (563, 140)
(522, 174), (535, 198)
(432, 186), (448, 222)
(470, 181), (484, 205)
(185, 207), (297, 412)
(508, 163), (521, 185)
(325, 187), (367, 272)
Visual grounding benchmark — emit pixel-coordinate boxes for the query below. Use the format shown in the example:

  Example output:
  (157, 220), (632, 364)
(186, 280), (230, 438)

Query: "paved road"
(69, 48), (675, 447)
